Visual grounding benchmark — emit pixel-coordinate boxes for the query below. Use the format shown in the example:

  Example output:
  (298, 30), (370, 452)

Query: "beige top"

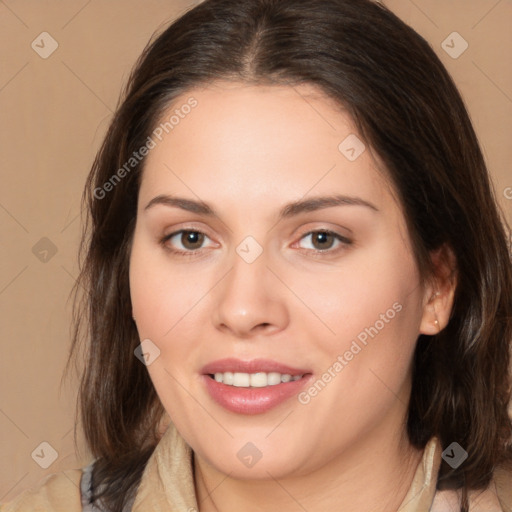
(2, 422), (511, 511)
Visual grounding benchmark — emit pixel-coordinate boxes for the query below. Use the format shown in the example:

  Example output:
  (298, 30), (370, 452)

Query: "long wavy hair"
(68, 0), (512, 510)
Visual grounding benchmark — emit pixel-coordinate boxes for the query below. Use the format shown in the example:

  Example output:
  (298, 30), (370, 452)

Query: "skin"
(129, 81), (456, 512)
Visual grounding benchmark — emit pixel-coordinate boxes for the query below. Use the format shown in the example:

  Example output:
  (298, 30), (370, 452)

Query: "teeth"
(213, 371), (303, 387)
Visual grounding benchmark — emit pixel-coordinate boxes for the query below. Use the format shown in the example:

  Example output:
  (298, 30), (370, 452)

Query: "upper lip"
(201, 358), (311, 377)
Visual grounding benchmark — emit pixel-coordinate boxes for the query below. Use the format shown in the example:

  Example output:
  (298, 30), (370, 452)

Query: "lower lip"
(202, 374), (312, 415)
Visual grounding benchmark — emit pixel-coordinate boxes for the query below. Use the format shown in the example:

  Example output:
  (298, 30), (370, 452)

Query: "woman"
(2, 0), (511, 511)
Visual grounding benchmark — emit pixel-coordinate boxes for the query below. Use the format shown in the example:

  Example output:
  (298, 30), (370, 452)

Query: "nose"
(212, 248), (289, 339)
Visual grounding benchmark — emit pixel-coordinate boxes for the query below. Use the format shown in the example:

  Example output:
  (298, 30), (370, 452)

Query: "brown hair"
(68, 0), (512, 510)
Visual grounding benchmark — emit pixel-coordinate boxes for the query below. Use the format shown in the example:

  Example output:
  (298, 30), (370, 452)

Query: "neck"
(193, 414), (424, 512)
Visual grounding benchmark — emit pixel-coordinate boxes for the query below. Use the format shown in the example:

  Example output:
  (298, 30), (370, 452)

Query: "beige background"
(0, 0), (510, 501)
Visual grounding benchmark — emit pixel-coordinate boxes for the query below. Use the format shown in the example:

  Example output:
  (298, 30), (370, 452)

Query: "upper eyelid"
(162, 223), (215, 238)
(160, 220), (352, 238)
(162, 228), (217, 245)
(161, 225), (350, 238)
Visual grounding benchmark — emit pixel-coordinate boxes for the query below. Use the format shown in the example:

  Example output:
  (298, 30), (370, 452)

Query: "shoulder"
(431, 463), (512, 512)
(493, 463), (512, 512)
(0, 468), (83, 512)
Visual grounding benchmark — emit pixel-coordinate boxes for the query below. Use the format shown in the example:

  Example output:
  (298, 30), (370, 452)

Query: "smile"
(209, 371), (303, 387)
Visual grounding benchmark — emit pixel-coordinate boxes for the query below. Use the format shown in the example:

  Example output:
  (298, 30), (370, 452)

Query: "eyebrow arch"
(144, 194), (379, 219)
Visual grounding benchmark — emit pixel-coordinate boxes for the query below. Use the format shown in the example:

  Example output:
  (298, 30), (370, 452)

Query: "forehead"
(139, 81), (395, 214)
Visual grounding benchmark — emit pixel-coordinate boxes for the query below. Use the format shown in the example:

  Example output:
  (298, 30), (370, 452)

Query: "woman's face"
(129, 81), (434, 479)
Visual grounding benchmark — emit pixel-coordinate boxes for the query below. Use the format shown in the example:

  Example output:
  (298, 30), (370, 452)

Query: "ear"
(419, 244), (458, 335)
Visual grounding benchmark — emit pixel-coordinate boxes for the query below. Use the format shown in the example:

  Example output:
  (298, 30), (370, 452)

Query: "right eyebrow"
(144, 195), (215, 216)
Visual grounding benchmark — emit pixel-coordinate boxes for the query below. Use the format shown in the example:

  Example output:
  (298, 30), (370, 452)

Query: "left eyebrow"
(278, 194), (379, 219)
(143, 193), (379, 219)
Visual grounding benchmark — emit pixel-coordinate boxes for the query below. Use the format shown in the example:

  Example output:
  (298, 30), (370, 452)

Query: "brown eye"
(311, 231), (336, 250)
(297, 230), (352, 253)
(161, 229), (213, 255)
(180, 231), (205, 250)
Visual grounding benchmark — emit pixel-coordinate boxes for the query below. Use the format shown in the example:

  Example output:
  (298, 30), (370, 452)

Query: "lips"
(200, 358), (313, 415)
(201, 358), (311, 376)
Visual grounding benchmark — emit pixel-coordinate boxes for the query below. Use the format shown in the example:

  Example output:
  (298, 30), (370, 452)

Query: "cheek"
(292, 252), (423, 445)
(300, 244), (424, 414)
(129, 236), (214, 406)
(307, 248), (421, 347)
(129, 241), (201, 417)
(129, 235), (210, 335)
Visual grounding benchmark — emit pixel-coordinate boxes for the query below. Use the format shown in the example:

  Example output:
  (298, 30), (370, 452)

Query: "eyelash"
(159, 229), (353, 258)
